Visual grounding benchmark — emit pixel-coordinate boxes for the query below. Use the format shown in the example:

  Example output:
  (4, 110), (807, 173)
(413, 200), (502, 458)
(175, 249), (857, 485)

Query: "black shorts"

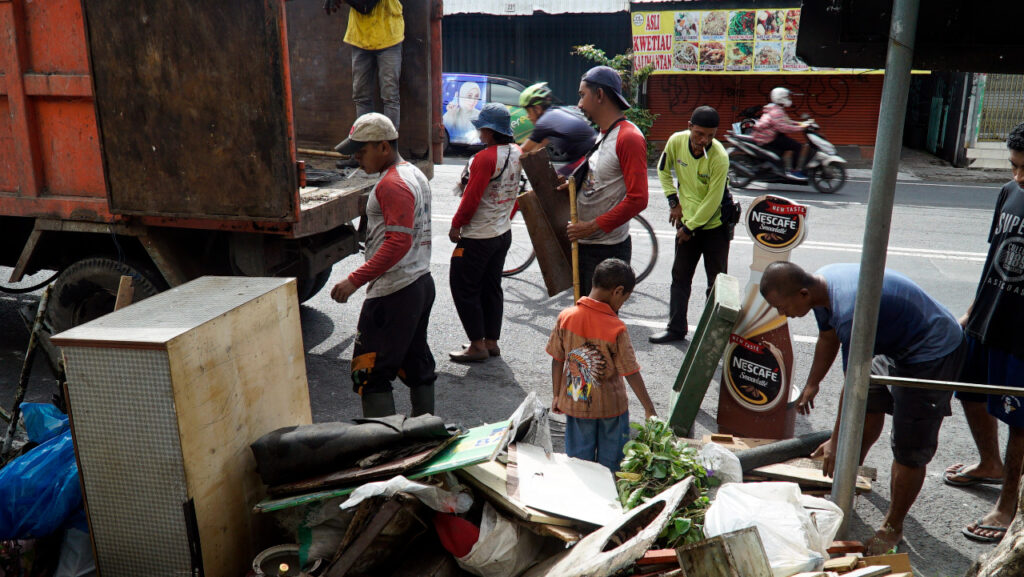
(866, 339), (966, 468)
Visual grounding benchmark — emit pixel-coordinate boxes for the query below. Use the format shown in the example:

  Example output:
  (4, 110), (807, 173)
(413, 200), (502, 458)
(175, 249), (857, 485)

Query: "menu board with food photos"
(632, 8), (855, 74)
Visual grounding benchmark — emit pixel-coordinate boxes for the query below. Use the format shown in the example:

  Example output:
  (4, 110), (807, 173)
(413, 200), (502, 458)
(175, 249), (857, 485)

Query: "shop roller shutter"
(647, 74), (884, 146)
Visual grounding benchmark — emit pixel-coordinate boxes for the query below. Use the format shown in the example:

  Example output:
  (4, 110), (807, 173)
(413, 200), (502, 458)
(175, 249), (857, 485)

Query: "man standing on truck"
(566, 66), (648, 296)
(330, 113), (435, 418)
(326, 0), (404, 129)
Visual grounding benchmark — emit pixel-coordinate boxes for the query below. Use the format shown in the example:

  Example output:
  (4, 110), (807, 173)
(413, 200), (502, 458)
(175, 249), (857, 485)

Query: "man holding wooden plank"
(565, 66), (649, 296)
(760, 261), (966, 554)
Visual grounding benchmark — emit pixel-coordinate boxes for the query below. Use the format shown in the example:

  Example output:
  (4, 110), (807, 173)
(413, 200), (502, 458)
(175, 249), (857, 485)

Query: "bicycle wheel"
(629, 215), (658, 284)
(502, 209), (536, 276)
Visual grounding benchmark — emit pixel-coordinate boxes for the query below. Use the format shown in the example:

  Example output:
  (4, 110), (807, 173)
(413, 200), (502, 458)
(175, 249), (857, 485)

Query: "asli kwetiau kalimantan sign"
(631, 8), (880, 74)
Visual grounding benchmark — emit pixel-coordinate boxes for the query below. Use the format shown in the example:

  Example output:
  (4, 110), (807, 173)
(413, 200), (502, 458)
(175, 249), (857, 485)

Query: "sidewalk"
(839, 146), (1008, 185)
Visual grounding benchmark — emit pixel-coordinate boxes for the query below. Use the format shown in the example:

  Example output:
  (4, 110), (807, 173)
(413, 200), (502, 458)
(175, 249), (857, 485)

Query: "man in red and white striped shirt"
(332, 113), (435, 418)
(567, 66), (649, 296)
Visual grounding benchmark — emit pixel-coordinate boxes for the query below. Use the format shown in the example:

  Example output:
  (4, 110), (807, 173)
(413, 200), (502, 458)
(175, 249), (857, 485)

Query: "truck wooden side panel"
(81, 0), (298, 221)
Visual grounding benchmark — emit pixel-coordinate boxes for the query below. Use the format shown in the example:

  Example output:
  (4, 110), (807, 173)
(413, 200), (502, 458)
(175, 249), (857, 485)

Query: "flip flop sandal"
(944, 464), (1003, 487)
(461, 343), (500, 357)
(448, 348), (489, 363)
(962, 520), (1007, 543)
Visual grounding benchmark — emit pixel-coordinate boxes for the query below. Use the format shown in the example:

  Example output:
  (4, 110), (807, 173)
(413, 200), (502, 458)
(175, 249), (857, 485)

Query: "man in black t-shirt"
(953, 122), (1024, 544)
(519, 82), (597, 176)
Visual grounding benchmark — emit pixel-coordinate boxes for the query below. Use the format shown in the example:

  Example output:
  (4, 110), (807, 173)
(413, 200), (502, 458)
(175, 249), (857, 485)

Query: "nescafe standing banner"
(724, 334), (788, 413)
(746, 195), (807, 252)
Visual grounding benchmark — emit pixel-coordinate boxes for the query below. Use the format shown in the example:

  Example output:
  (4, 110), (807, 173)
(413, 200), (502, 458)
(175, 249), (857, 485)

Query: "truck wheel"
(296, 266), (333, 303)
(48, 257), (164, 333)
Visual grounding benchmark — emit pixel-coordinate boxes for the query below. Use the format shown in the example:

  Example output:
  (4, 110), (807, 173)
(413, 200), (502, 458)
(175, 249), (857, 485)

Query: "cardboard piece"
(515, 443), (622, 527)
(457, 460), (576, 527)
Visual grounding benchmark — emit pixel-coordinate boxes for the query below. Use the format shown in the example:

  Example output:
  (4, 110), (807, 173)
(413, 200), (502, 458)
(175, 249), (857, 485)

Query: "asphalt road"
(0, 161), (1013, 576)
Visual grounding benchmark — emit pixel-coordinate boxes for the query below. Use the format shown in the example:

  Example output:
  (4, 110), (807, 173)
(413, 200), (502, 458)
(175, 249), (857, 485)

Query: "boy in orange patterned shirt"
(546, 258), (657, 471)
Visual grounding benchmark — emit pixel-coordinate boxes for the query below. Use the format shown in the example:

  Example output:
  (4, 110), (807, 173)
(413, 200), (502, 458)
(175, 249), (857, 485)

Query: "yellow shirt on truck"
(344, 0), (404, 51)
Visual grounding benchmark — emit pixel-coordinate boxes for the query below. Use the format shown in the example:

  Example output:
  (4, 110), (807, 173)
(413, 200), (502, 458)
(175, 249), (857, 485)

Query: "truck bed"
(293, 172), (378, 238)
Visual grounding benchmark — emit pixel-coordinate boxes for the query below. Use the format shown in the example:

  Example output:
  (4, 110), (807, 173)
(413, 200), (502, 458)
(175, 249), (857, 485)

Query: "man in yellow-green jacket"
(649, 106), (731, 344)
(328, 0), (405, 129)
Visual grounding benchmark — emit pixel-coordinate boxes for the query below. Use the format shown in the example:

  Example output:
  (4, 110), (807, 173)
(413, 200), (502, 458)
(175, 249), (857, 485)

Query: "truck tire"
(296, 266), (333, 303)
(48, 257), (164, 333)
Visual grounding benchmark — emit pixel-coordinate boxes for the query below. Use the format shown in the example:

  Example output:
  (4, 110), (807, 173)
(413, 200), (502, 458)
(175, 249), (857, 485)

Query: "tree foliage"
(572, 44), (659, 154)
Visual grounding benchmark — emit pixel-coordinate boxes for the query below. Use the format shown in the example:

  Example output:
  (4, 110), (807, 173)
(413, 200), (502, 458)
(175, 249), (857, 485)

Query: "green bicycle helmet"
(519, 82), (553, 108)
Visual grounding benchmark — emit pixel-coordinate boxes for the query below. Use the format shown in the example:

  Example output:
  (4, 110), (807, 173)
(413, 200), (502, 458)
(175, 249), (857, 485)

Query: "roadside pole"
(830, 0), (920, 536)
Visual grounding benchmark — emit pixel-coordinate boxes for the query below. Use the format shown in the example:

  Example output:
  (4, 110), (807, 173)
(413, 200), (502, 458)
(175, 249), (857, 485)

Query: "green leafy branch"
(615, 418), (718, 548)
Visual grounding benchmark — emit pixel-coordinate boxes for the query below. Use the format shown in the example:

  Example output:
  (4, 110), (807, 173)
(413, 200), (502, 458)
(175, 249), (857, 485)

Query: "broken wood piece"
(823, 555), (861, 571)
(841, 566), (890, 577)
(638, 549), (679, 566)
(788, 572), (829, 577)
(857, 553), (911, 573)
(675, 526), (773, 577)
(324, 496), (410, 577)
(826, 541), (865, 555)
(113, 275), (134, 311)
(709, 433), (735, 443)
(785, 457), (877, 480)
(888, 573), (913, 577)
(751, 463), (871, 493)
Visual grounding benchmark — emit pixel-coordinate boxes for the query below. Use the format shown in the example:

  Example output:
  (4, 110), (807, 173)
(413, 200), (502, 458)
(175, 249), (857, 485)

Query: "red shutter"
(647, 74), (884, 146)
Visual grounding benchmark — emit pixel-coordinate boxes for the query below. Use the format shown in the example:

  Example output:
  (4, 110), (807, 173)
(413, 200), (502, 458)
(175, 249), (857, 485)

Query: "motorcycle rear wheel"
(810, 163), (846, 194)
(728, 156), (754, 189)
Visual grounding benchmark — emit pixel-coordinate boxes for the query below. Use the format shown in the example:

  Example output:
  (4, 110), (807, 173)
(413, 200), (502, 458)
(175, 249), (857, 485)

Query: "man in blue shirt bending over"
(760, 261), (966, 555)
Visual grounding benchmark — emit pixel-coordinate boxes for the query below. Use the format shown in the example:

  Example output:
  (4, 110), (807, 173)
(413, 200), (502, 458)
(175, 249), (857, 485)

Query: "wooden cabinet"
(52, 277), (312, 577)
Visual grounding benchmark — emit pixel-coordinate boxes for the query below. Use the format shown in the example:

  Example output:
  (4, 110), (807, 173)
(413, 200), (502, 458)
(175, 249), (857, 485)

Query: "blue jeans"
(352, 43), (402, 129)
(565, 412), (630, 472)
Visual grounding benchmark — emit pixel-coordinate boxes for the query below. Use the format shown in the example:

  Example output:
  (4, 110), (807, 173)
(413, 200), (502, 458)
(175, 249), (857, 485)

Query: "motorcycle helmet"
(770, 87), (792, 108)
(520, 82), (554, 108)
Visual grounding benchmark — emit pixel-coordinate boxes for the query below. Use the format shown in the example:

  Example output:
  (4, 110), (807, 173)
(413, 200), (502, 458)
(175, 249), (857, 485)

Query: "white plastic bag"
(456, 502), (544, 577)
(340, 475), (472, 514)
(704, 482), (843, 577)
(698, 442), (743, 485)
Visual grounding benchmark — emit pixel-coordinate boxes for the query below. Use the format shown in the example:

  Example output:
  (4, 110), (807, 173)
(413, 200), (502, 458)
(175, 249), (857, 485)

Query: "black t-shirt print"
(966, 180), (1024, 357)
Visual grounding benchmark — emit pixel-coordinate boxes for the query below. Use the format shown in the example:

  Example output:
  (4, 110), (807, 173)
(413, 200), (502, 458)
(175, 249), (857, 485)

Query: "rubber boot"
(360, 391), (396, 418)
(409, 385), (435, 417)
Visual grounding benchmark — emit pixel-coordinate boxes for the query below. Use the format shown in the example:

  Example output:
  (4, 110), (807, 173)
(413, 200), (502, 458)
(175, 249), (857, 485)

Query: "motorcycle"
(725, 119), (848, 194)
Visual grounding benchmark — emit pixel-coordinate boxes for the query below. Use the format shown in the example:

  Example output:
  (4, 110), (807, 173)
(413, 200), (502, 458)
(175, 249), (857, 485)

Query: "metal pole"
(830, 0), (920, 537)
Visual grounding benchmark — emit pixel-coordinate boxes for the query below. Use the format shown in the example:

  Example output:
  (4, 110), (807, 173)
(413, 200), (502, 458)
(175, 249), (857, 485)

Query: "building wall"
(442, 13), (631, 104)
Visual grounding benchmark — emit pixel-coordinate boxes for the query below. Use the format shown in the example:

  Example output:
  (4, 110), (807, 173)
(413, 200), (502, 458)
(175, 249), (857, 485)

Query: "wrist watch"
(667, 194), (679, 209)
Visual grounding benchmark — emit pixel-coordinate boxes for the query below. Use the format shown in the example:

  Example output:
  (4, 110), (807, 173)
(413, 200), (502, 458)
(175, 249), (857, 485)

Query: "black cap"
(690, 106), (720, 128)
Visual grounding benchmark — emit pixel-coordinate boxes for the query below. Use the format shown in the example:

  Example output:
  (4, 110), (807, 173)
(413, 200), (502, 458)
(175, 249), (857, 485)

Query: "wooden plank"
(858, 553), (911, 573)
(827, 540), (865, 555)
(517, 190), (573, 296)
(668, 273), (742, 437)
(167, 279), (312, 577)
(520, 148), (574, 296)
(752, 463), (871, 492)
(823, 555), (861, 571)
(638, 549), (678, 566)
(113, 275), (134, 311)
(675, 526), (772, 577)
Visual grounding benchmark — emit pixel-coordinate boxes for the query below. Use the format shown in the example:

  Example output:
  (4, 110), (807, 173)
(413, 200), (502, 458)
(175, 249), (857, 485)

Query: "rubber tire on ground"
(48, 257), (164, 333)
(442, 128), (451, 155)
(296, 266), (333, 303)
(728, 158), (753, 189)
(809, 163), (846, 194)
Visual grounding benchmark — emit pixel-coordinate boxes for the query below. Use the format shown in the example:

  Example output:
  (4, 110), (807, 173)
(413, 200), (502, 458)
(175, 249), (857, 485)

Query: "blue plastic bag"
(21, 402), (69, 444)
(0, 429), (82, 539)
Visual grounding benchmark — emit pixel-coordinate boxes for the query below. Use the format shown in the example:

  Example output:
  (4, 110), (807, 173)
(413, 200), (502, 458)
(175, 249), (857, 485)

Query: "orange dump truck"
(0, 0), (442, 330)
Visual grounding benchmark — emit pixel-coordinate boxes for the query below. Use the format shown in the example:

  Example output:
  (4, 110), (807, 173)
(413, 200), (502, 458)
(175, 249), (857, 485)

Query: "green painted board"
(254, 420), (512, 513)
(669, 273), (741, 437)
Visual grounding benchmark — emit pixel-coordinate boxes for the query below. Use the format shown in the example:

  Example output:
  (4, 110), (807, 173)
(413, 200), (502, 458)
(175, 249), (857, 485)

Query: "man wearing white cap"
(331, 113), (435, 418)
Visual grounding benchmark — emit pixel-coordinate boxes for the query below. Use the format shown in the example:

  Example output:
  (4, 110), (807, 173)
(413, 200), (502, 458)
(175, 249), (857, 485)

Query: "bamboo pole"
(568, 177), (580, 302)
